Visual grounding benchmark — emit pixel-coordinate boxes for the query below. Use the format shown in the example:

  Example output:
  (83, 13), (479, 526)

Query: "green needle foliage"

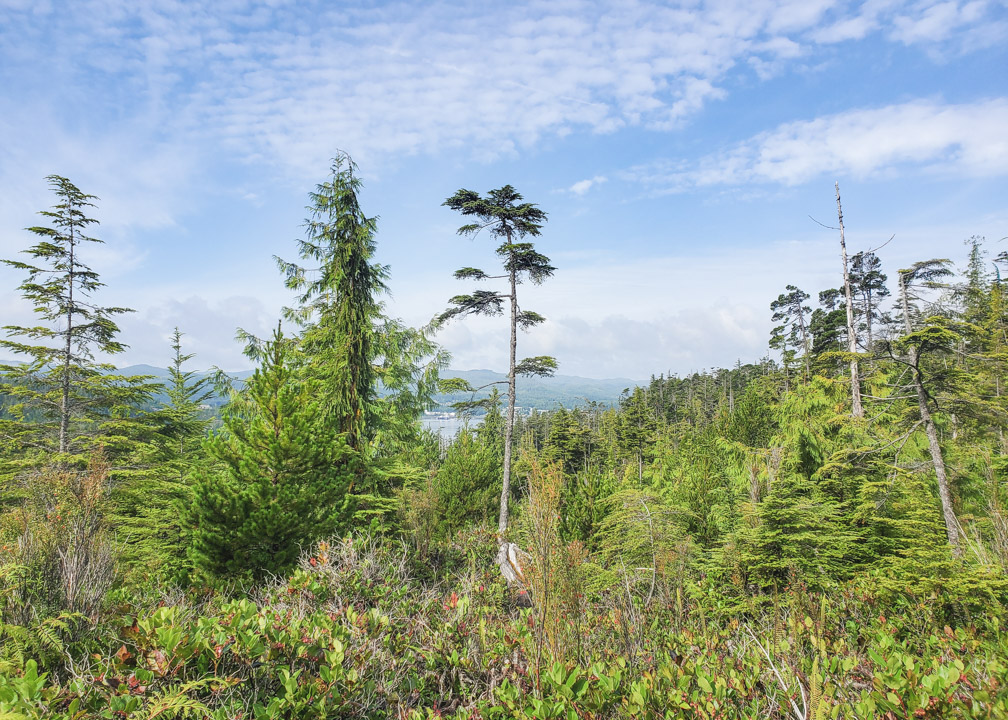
(273, 153), (448, 456)
(275, 152), (387, 451)
(111, 329), (215, 582)
(0, 176), (153, 475)
(161, 327), (214, 480)
(187, 326), (358, 581)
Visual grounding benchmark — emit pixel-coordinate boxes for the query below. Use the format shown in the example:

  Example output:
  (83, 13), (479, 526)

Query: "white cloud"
(1, 0), (1001, 187)
(112, 295), (280, 371)
(568, 175), (607, 195)
(1, 1), (1005, 381)
(627, 99), (1008, 192)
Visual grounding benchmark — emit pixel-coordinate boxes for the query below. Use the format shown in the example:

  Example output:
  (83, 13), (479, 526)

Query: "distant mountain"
(118, 365), (254, 408)
(114, 365), (633, 412)
(433, 369), (634, 411)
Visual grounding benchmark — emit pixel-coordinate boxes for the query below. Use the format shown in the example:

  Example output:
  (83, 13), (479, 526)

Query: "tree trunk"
(797, 311), (810, 381)
(865, 288), (875, 349)
(499, 241), (518, 536)
(899, 272), (961, 554)
(60, 225), (75, 454)
(836, 183), (863, 418)
(912, 350), (961, 552)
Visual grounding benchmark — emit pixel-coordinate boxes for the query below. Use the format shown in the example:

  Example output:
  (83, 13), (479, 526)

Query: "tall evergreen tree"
(0, 176), (148, 463)
(770, 285), (811, 381)
(849, 251), (890, 350)
(440, 185), (557, 536)
(275, 153), (387, 451)
(273, 153), (447, 453)
(187, 326), (357, 580)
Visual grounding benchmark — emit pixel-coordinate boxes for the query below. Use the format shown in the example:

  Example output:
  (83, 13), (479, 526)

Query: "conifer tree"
(162, 328), (214, 481)
(0, 176), (149, 464)
(477, 388), (505, 463)
(187, 326), (357, 580)
(770, 285), (811, 381)
(434, 427), (499, 537)
(272, 153), (448, 453)
(619, 388), (656, 484)
(112, 330), (213, 579)
(849, 251), (890, 350)
(440, 185), (557, 536)
(894, 259), (961, 554)
(275, 153), (386, 451)
(809, 289), (847, 361)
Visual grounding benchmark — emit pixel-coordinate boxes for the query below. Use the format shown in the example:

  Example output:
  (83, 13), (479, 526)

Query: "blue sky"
(1, 0), (1006, 380)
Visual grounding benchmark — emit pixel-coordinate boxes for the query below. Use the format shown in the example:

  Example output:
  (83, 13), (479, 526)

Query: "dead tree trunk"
(836, 183), (863, 418)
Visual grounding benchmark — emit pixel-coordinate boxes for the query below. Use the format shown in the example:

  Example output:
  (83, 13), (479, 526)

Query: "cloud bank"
(628, 99), (1008, 192)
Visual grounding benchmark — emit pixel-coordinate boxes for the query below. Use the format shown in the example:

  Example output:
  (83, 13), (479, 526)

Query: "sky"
(1, 0), (1006, 381)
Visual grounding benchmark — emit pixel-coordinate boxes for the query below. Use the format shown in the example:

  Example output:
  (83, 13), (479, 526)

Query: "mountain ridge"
(114, 365), (635, 411)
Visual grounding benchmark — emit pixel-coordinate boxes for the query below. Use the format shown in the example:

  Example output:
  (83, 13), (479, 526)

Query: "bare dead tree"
(835, 183), (863, 418)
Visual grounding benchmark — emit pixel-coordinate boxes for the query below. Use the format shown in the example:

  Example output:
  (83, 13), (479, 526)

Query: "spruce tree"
(187, 327), (357, 580)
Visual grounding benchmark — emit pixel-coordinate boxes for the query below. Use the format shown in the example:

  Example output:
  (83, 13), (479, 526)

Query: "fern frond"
(145, 678), (215, 719)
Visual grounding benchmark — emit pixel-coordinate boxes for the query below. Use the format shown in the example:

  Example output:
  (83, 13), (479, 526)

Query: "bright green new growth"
(273, 153), (448, 455)
(187, 326), (357, 581)
(276, 152), (387, 451)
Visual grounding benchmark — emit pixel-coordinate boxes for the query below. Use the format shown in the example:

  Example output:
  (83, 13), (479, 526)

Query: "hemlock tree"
(440, 185), (557, 536)
(275, 153), (386, 451)
(0, 176), (142, 460)
(187, 326), (357, 580)
(273, 153), (447, 454)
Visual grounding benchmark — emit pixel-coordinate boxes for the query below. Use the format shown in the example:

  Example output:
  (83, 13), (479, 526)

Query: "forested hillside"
(1, 167), (1006, 719)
